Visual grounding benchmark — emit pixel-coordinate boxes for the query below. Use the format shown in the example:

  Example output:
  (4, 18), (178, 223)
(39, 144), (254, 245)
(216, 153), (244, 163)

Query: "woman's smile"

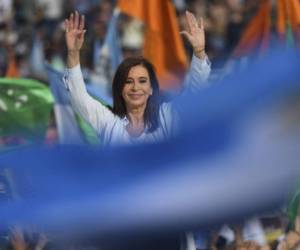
(128, 93), (144, 99)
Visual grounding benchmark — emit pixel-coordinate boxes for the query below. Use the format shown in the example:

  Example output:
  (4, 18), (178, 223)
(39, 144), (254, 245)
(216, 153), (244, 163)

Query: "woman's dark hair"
(112, 56), (160, 132)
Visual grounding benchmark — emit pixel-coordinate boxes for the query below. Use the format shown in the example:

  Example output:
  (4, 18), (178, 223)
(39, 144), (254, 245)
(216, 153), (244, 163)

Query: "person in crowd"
(63, 9), (211, 250)
(63, 10), (211, 146)
(278, 216), (300, 250)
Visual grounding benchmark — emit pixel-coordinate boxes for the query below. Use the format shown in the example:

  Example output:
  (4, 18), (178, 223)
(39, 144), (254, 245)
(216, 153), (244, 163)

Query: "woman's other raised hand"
(180, 11), (206, 59)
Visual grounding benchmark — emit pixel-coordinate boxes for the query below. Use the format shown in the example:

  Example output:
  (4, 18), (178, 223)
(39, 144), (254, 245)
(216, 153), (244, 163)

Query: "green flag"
(0, 78), (54, 142)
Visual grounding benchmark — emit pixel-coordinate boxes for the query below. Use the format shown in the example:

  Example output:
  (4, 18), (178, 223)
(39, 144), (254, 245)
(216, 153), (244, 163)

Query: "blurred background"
(0, 0), (258, 77)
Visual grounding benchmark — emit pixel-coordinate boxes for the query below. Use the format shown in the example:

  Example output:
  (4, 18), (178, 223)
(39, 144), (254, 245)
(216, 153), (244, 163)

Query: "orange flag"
(290, 0), (300, 46)
(277, 0), (286, 36)
(289, 0), (300, 32)
(277, 0), (300, 45)
(233, 0), (271, 57)
(277, 0), (300, 32)
(117, 0), (188, 90)
(5, 52), (20, 78)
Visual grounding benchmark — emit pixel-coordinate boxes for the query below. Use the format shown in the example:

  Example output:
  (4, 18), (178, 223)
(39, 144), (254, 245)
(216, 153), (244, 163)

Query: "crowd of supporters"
(0, 0), (261, 79)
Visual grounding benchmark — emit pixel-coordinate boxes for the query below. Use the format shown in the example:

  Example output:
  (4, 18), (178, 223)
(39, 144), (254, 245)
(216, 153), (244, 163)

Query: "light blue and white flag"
(29, 33), (46, 79)
(92, 9), (123, 88)
(46, 64), (85, 144)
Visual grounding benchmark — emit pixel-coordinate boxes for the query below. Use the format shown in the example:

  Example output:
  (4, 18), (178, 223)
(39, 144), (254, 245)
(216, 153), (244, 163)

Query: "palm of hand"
(66, 30), (84, 51)
(189, 26), (205, 51)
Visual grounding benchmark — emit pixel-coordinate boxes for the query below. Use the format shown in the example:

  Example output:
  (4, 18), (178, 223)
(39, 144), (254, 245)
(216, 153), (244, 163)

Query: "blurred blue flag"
(105, 9), (123, 72)
(1, 49), (300, 242)
(29, 33), (46, 79)
(93, 9), (123, 86)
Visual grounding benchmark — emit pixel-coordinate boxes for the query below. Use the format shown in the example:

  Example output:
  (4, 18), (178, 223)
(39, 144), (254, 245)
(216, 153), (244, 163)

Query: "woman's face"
(122, 65), (153, 110)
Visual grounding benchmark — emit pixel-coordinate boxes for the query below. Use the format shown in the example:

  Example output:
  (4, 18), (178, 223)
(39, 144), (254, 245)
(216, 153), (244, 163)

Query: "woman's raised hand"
(180, 11), (206, 59)
(65, 11), (86, 52)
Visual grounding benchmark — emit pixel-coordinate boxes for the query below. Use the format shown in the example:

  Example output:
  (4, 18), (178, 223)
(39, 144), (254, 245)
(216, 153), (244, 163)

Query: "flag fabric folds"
(0, 78), (53, 140)
(105, 9), (123, 73)
(233, 0), (300, 58)
(277, 0), (300, 35)
(46, 65), (85, 144)
(233, 0), (271, 57)
(117, 0), (188, 90)
(277, 0), (300, 46)
(29, 32), (47, 79)
(93, 9), (123, 87)
(46, 65), (99, 145)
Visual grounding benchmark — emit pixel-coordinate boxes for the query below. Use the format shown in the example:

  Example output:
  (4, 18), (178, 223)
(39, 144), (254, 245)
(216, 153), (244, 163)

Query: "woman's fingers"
(78, 29), (86, 40)
(69, 13), (74, 30)
(64, 19), (69, 32)
(74, 11), (79, 29)
(79, 14), (85, 31)
(180, 31), (193, 44)
(199, 17), (204, 30)
(187, 11), (204, 31)
(66, 12), (84, 31)
(64, 11), (85, 33)
(185, 11), (192, 33)
(188, 11), (196, 30)
(186, 11), (199, 34)
(189, 11), (197, 26)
